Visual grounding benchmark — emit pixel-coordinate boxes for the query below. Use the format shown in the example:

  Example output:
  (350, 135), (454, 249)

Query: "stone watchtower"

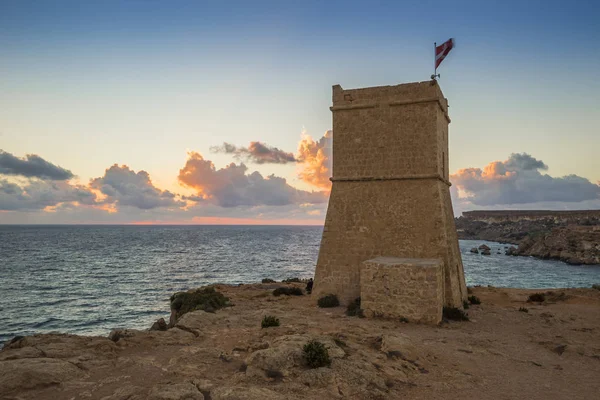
(313, 81), (467, 320)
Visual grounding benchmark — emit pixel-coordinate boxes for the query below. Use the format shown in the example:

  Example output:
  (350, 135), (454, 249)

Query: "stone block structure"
(313, 80), (467, 309)
(360, 257), (443, 324)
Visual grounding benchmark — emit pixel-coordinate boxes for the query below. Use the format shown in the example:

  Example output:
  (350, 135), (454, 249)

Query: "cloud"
(0, 150), (74, 180)
(0, 179), (96, 211)
(178, 152), (327, 207)
(451, 153), (600, 211)
(210, 141), (296, 164)
(90, 164), (184, 210)
(296, 130), (332, 190)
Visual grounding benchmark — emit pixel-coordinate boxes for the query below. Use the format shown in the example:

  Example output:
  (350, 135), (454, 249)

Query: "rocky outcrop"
(456, 211), (600, 265)
(514, 227), (600, 265)
(2, 284), (600, 399)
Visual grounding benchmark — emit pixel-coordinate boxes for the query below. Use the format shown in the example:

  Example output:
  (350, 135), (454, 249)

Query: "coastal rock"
(211, 386), (282, 400)
(150, 317), (168, 331)
(516, 228), (600, 265)
(3, 284), (600, 399)
(505, 246), (518, 256)
(100, 385), (145, 400)
(3, 333), (118, 363)
(456, 211), (600, 265)
(470, 247), (479, 254)
(175, 310), (222, 336)
(0, 357), (86, 393)
(112, 328), (197, 347)
(109, 329), (138, 342)
(0, 346), (44, 361)
(148, 382), (204, 400)
(379, 333), (418, 361)
(245, 334), (344, 379)
(478, 244), (491, 251)
(481, 249), (491, 256)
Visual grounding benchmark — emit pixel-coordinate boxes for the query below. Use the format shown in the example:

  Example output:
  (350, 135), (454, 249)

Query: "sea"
(1, 225), (600, 346)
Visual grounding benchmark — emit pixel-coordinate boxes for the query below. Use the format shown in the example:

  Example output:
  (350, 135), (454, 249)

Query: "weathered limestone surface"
(313, 81), (467, 306)
(360, 257), (443, 324)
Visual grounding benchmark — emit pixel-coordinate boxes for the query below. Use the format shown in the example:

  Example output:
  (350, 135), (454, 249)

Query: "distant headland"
(456, 210), (600, 265)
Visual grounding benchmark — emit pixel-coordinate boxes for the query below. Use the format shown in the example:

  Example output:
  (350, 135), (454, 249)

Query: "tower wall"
(313, 80), (467, 307)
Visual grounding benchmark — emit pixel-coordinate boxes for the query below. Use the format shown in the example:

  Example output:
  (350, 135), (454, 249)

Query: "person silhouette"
(305, 278), (313, 294)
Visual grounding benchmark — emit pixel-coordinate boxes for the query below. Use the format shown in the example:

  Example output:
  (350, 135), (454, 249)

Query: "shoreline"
(2, 282), (600, 399)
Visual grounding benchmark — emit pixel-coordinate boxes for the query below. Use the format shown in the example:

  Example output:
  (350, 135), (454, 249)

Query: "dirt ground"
(1, 284), (599, 400)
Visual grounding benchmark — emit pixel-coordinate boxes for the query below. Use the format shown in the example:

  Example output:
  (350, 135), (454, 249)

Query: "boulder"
(478, 244), (491, 251)
(505, 246), (518, 256)
(150, 317), (168, 331)
(481, 249), (491, 256)
(109, 329), (138, 342)
(469, 248), (479, 254)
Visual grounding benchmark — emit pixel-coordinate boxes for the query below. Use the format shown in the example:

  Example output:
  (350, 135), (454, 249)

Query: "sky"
(1, 0), (599, 224)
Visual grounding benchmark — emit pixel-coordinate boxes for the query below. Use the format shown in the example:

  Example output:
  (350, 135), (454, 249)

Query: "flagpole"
(434, 42), (436, 79)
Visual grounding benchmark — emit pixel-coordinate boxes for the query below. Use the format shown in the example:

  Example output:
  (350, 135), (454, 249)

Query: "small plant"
(592, 284), (600, 291)
(170, 287), (230, 319)
(265, 369), (284, 380)
(463, 301), (470, 309)
(519, 307), (529, 313)
(317, 294), (340, 308)
(527, 293), (546, 303)
(303, 340), (331, 368)
(262, 278), (276, 283)
(468, 295), (481, 305)
(272, 287), (303, 296)
(346, 297), (362, 316)
(261, 315), (280, 328)
(443, 307), (469, 321)
(282, 277), (301, 283)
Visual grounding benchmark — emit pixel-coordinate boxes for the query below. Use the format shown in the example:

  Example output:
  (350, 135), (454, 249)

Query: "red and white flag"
(435, 38), (454, 69)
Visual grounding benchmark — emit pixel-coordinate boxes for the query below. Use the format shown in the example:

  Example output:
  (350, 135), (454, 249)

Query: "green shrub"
(519, 307), (529, 313)
(463, 301), (470, 309)
(443, 307), (469, 321)
(303, 340), (331, 368)
(262, 278), (276, 283)
(317, 294), (340, 308)
(282, 277), (301, 283)
(170, 287), (229, 319)
(261, 315), (280, 328)
(468, 295), (481, 305)
(272, 287), (303, 296)
(527, 293), (546, 302)
(592, 284), (600, 291)
(346, 297), (362, 316)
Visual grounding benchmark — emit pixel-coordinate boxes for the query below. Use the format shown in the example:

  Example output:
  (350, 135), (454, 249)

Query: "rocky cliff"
(456, 210), (600, 265)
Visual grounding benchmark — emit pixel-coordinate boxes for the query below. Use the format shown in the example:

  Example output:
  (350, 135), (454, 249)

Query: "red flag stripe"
(435, 38), (454, 69)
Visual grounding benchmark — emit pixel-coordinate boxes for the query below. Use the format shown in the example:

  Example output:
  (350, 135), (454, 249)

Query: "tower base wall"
(313, 178), (466, 307)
